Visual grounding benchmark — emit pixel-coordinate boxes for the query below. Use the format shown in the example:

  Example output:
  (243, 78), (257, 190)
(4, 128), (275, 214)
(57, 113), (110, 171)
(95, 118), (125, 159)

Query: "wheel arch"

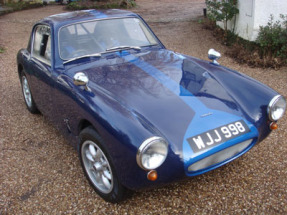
(78, 119), (99, 135)
(18, 64), (24, 79)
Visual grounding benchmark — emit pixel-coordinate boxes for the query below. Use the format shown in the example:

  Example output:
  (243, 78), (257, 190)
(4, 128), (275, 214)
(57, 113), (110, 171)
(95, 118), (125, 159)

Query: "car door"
(28, 24), (54, 117)
(53, 72), (84, 141)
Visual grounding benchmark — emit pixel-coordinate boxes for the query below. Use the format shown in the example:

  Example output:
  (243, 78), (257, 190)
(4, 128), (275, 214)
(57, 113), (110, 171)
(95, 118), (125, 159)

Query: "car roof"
(40, 9), (139, 29)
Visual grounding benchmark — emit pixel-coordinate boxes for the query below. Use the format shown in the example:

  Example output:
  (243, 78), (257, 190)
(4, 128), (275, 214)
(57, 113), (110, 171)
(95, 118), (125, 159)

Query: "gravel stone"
(0, 1), (286, 214)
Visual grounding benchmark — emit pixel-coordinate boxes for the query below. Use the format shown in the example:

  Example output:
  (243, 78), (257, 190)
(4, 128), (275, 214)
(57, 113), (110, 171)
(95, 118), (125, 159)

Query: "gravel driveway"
(1, 0), (287, 214)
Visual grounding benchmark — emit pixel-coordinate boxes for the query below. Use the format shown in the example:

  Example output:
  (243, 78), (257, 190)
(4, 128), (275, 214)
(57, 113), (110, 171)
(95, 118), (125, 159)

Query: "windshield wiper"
(63, 53), (101, 64)
(106, 46), (141, 52)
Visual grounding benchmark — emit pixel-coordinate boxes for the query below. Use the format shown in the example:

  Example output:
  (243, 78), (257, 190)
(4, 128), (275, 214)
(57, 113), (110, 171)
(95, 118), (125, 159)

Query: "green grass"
(0, 47), (4, 53)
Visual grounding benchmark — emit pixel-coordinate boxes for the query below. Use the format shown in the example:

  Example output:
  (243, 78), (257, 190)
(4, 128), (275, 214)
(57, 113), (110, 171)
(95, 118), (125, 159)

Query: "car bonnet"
(65, 48), (267, 175)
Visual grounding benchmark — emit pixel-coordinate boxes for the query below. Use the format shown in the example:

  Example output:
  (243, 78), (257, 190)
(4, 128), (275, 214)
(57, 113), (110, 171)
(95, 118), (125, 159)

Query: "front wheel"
(20, 73), (39, 114)
(79, 127), (126, 203)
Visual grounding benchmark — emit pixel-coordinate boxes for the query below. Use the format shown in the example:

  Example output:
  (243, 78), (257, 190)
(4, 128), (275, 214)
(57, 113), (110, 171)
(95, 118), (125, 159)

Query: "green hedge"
(256, 14), (287, 61)
(66, 0), (136, 10)
(1, 1), (43, 15)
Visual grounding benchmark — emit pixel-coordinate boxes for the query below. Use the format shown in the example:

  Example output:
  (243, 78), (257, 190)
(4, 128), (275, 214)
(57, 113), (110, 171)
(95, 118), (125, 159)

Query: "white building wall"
(234, 0), (255, 41)
(216, 0), (287, 41)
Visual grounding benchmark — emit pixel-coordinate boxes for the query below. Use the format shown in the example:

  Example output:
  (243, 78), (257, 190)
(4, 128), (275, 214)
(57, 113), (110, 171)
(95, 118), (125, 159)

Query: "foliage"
(0, 46), (4, 53)
(202, 17), (237, 46)
(66, 0), (136, 10)
(198, 18), (203, 24)
(201, 15), (287, 69)
(4, 1), (43, 12)
(256, 14), (287, 61)
(205, 0), (239, 33)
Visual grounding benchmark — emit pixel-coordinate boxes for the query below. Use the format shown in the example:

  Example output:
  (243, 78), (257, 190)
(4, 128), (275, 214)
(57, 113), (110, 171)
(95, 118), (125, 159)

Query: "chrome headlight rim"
(136, 136), (168, 170)
(268, 95), (286, 121)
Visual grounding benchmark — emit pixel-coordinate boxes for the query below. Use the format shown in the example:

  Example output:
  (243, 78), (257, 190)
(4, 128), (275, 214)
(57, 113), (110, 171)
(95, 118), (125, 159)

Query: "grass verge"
(66, 0), (136, 10)
(0, 1), (43, 16)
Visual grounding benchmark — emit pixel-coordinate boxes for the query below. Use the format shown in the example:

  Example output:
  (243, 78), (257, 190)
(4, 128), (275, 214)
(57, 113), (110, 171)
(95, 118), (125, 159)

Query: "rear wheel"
(20, 73), (39, 114)
(79, 127), (126, 203)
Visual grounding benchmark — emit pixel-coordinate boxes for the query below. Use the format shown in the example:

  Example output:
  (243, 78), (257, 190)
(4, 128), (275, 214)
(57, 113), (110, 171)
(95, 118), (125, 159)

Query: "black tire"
(79, 126), (126, 203)
(20, 72), (39, 114)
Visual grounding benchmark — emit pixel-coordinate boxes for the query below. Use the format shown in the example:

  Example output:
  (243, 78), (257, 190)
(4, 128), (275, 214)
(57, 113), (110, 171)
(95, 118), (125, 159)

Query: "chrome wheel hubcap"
(22, 76), (32, 108)
(82, 140), (113, 194)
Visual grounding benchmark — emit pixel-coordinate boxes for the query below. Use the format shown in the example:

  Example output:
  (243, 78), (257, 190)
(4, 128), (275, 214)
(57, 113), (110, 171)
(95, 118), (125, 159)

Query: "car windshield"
(59, 17), (159, 60)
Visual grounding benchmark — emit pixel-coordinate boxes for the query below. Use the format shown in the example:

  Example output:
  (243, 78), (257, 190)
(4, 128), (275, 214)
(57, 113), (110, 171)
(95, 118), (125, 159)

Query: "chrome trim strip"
(31, 24), (52, 67)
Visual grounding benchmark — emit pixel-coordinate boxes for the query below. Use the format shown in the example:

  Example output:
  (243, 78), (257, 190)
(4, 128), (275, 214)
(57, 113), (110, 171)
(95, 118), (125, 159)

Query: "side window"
(32, 25), (51, 65)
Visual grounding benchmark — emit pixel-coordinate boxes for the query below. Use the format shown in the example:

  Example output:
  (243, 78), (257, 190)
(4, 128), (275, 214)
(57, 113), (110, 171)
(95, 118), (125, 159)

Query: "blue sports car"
(17, 9), (286, 202)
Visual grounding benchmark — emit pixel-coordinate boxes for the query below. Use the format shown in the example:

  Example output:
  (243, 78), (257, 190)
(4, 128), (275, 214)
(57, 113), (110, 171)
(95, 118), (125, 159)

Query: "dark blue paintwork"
(17, 9), (280, 190)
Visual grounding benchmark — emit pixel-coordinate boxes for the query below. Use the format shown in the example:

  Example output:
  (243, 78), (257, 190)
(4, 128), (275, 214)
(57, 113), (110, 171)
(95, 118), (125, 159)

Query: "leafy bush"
(5, 1), (43, 12)
(205, 0), (239, 34)
(201, 13), (287, 68)
(66, 0), (136, 10)
(256, 14), (287, 61)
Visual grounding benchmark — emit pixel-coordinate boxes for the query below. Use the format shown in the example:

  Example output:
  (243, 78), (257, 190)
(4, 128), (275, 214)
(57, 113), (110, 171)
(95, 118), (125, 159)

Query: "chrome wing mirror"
(208, 49), (221, 65)
(74, 72), (90, 91)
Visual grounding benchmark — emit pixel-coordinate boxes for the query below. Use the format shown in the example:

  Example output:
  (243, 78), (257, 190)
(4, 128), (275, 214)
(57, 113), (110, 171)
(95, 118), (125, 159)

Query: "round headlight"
(136, 137), (168, 170)
(268, 95), (286, 121)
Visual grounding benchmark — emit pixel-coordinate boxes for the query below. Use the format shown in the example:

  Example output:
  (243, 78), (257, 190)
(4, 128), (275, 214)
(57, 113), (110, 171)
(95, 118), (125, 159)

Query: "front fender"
(71, 81), (174, 189)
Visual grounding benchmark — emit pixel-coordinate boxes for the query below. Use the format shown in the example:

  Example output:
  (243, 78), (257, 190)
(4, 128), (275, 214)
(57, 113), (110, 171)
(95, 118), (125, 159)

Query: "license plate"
(187, 120), (250, 153)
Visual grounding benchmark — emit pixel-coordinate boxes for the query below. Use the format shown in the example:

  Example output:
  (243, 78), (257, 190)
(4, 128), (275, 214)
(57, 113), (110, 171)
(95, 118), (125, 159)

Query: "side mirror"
(208, 49), (221, 65)
(74, 72), (90, 91)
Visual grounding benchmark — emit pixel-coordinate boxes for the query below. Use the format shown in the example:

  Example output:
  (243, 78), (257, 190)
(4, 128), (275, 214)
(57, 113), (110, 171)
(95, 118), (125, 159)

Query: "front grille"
(188, 139), (253, 172)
